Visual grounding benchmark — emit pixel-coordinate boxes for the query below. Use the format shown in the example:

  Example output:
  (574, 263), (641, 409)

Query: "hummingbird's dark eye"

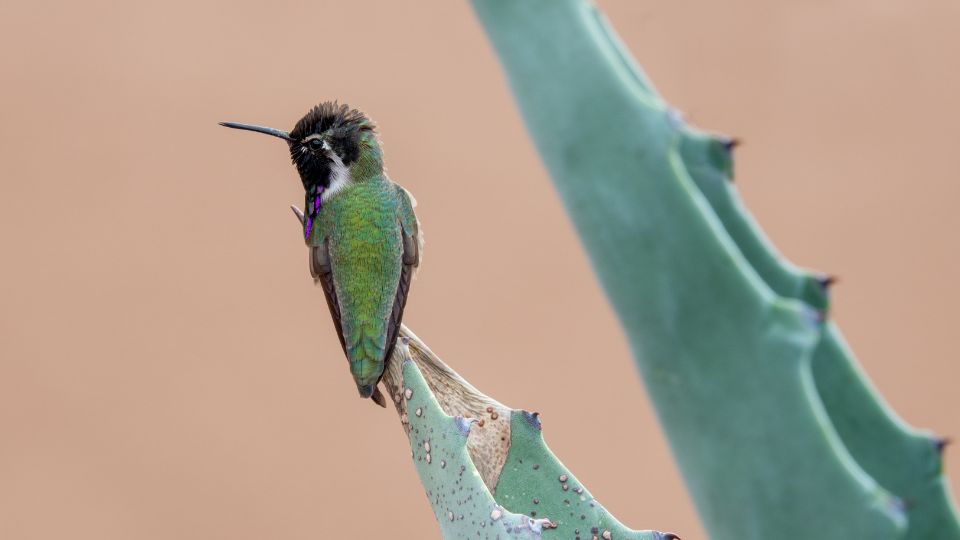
(308, 139), (324, 150)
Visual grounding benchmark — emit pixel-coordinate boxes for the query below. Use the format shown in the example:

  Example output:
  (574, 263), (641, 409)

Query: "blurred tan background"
(2, 1), (959, 538)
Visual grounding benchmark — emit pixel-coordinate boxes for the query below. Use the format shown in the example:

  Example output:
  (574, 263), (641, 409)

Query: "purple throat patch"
(304, 189), (324, 240)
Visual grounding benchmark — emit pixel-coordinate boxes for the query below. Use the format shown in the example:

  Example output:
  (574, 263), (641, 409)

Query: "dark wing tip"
(371, 387), (387, 408)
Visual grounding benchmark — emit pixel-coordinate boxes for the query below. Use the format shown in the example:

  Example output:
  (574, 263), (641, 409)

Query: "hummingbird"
(221, 102), (421, 408)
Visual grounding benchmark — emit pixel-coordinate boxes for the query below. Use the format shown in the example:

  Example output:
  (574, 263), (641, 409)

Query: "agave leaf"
(396, 339), (551, 539)
(467, 0), (921, 537)
(385, 328), (678, 539)
(679, 64), (960, 540)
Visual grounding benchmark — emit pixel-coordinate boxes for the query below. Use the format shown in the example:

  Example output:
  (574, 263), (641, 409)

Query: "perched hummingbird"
(221, 102), (421, 407)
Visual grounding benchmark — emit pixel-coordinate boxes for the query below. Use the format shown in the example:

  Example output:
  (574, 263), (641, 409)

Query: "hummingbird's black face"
(220, 101), (375, 195)
(288, 138), (334, 192)
(288, 102), (374, 193)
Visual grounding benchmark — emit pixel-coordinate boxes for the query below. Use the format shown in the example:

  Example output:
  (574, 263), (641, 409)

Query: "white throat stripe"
(323, 151), (350, 201)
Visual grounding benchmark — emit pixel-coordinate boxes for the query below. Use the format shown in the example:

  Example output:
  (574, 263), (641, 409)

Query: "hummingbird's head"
(220, 101), (380, 200)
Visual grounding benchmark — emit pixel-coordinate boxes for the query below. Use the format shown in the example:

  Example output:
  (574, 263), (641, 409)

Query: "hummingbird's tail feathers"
(356, 381), (376, 398)
(346, 326), (388, 397)
(354, 359), (387, 408)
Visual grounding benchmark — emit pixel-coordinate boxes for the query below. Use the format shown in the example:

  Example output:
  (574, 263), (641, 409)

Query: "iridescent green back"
(312, 177), (403, 390)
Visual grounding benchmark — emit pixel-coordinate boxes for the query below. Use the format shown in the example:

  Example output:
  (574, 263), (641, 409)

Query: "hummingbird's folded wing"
(310, 239), (349, 360)
(381, 224), (419, 386)
(381, 187), (421, 392)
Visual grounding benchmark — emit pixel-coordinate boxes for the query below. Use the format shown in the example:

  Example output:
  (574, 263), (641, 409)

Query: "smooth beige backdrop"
(2, 1), (958, 538)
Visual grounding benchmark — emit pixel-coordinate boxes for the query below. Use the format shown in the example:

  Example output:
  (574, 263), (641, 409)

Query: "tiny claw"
(290, 205), (305, 224)
(722, 137), (740, 151)
(656, 533), (682, 540)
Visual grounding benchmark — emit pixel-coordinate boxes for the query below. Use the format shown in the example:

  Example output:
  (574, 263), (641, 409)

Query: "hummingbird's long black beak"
(219, 121), (294, 142)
